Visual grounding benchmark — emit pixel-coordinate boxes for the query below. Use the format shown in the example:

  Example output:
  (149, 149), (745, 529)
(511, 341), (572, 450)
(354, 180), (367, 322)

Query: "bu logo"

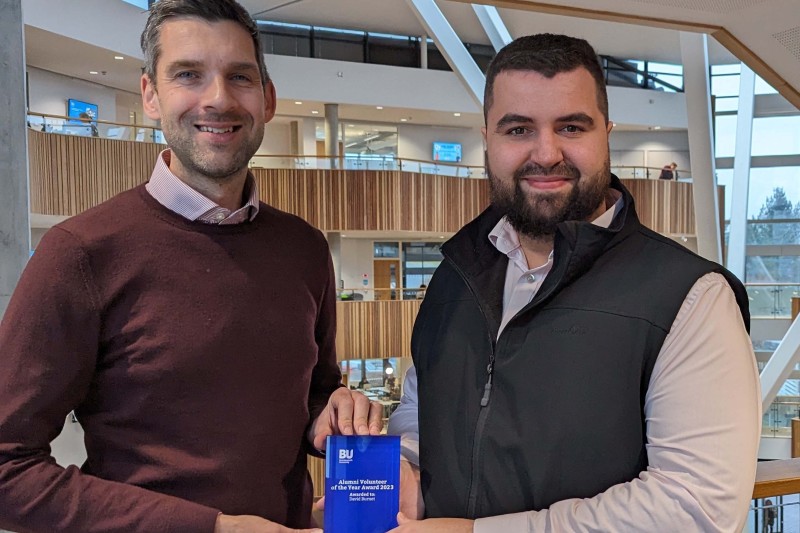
(339, 449), (354, 460)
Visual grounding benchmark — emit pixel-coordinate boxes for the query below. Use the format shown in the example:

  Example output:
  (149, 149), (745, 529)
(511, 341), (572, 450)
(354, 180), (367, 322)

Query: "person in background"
(763, 499), (777, 533)
(79, 111), (99, 137)
(415, 283), (427, 300)
(659, 161), (678, 180)
(388, 33), (760, 533)
(0, 1), (381, 532)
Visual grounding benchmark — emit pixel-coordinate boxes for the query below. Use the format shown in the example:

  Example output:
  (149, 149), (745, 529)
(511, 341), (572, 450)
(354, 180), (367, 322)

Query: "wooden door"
(373, 260), (400, 300)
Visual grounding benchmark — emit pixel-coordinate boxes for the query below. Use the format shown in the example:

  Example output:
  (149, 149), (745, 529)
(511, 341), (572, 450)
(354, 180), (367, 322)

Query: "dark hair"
(483, 33), (608, 123)
(140, 0), (269, 88)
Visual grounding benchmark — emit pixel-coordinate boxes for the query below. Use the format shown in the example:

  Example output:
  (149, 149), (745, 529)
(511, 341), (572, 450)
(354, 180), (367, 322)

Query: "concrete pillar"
(289, 120), (301, 155)
(0, 0), (31, 320)
(324, 103), (339, 169)
(679, 32), (722, 263)
(420, 35), (428, 69)
(726, 64), (755, 280)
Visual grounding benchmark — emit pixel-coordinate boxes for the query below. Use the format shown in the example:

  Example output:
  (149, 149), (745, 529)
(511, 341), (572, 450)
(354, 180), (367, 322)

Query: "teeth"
(199, 126), (234, 133)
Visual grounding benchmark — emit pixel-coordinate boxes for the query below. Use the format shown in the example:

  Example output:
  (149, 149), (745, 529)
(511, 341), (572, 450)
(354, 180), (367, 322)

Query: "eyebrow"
(164, 60), (260, 73)
(164, 60), (203, 72)
(494, 112), (595, 130)
(495, 113), (533, 129)
(557, 113), (595, 126)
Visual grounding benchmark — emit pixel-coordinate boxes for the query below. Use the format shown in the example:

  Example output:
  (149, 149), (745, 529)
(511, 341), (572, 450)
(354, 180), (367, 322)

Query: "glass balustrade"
(749, 494), (799, 533)
(746, 284), (800, 318)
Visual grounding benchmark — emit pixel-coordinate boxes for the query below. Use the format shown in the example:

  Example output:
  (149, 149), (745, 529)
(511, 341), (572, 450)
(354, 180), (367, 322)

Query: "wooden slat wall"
(254, 169), (490, 233)
(308, 456), (325, 498)
(27, 130), (706, 237)
(336, 300), (421, 360)
(623, 179), (695, 236)
(27, 130), (160, 216)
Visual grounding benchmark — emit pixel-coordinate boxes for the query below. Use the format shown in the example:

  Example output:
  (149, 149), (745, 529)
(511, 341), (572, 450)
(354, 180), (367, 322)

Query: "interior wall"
(27, 66), (151, 125)
(610, 130), (691, 171)
(27, 66), (118, 121)
(258, 121), (292, 155)
(340, 238), (375, 300)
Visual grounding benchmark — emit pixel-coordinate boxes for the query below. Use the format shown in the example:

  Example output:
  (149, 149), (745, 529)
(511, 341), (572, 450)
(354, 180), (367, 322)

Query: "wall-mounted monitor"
(433, 142), (462, 162)
(67, 99), (98, 124)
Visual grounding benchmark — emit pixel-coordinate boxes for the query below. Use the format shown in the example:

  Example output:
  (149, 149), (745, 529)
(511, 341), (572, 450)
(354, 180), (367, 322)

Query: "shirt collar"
(145, 149), (260, 223)
(489, 188), (624, 258)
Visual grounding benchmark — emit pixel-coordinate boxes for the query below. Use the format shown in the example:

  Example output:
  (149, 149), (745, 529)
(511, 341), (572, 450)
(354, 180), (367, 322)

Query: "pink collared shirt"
(145, 150), (259, 225)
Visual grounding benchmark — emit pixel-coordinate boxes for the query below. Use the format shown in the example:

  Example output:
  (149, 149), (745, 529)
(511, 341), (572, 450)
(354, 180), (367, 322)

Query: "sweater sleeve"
(0, 228), (220, 533)
(306, 239), (343, 437)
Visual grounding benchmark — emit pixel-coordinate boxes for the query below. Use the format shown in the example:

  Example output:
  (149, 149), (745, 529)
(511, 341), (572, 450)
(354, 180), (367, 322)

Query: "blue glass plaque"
(324, 435), (400, 533)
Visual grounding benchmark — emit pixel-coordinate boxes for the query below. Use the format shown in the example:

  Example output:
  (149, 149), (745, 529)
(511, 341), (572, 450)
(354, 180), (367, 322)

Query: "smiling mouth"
(521, 176), (574, 183)
(196, 125), (241, 134)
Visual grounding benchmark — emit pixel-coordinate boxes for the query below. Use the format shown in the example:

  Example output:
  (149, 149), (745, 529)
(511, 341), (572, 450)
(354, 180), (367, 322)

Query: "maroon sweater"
(0, 185), (341, 532)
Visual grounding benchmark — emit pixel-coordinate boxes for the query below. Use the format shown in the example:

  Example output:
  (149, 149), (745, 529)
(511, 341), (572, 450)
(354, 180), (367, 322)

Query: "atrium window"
(401, 242), (443, 298)
(751, 117), (800, 156)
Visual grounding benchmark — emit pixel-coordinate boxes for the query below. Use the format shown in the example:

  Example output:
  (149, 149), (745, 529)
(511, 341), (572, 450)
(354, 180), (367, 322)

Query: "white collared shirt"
(489, 191), (623, 337)
(145, 150), (259, 225)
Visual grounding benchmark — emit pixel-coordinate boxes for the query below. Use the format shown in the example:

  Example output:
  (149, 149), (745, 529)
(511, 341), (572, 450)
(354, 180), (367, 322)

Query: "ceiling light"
(347, 124), (355, 127)
(400, 118), (408, 122)
(439, 235), (445, 239)
(653, 126), (662, 130)
(89, 71), (99, 75)
(294, 101), (302, 105)
(114, 56), (124, 60)
(453, 112), (461, 117)
(376, 106), (383, 110)
(311, 110), (319, 114)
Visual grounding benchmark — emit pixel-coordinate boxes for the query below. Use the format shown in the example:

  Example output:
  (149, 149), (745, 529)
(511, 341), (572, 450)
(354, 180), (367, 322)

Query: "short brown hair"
(484, 34), (608, 123)
(140, 0), (269, 87)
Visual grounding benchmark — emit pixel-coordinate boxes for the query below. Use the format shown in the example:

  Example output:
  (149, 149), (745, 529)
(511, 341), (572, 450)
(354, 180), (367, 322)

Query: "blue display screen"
(67, 99), (98, 125)
(433, 142), (462, 162)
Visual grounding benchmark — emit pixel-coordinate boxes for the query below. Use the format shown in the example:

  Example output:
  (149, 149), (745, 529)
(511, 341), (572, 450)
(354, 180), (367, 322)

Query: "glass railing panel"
(748, 495), (797, 532)
(746, 284), (800, 318)
(27, 113), (164, 144)
(400, 160), (421, 173)
(762, 398), (800, 437)
(610, 165), (692, 181)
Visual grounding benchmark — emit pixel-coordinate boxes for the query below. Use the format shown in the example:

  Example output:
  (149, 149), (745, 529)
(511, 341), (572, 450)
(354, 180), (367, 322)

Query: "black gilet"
(412, 176), (749, 519)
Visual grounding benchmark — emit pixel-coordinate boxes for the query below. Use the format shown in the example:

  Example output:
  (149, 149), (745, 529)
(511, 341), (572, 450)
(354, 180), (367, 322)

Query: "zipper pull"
(480, 362), (494, 407)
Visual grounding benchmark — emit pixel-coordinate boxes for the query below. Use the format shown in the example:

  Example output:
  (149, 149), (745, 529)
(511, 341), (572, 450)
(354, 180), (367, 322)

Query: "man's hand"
(308, 388), (383, 451)
(387, 512), (474, 532)
(400, 459), (424, 519)
(214, 514), (321, 533)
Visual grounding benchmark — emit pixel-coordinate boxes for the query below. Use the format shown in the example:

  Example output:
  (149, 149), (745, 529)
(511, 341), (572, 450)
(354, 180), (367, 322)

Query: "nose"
(200, 75), (235, 112)
(529, 130), (564, 169)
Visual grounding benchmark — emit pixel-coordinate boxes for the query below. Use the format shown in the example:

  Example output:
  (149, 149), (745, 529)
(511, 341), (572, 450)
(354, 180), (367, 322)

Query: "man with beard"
(0, 1), (382, 532)
(387, 34), (760, 532)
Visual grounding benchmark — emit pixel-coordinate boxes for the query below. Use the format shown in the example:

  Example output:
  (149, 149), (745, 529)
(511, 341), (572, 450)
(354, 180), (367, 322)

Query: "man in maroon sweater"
(0, 1), (382, 532)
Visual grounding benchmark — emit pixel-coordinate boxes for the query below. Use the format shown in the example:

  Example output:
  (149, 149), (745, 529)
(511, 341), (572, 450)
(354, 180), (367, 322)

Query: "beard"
(162, 111), (264, 182)
(488, 157), (611, 239)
